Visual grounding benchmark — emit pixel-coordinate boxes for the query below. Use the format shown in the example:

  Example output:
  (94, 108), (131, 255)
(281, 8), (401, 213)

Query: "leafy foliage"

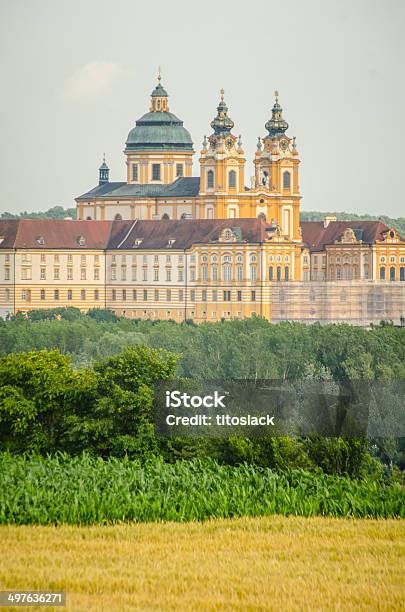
(0, 454), (403, 525)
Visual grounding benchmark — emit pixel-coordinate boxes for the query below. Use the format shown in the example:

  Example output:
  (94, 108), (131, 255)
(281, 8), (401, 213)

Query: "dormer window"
(0, 236), (4, 245)
(36, 236), (45, 246)
(133, 239), (143, 247)
(167, 239), (176, 247)
(77, 235), (86, 246)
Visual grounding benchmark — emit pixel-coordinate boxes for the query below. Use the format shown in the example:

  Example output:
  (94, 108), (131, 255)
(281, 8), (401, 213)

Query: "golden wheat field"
(0, 516), (404, 611)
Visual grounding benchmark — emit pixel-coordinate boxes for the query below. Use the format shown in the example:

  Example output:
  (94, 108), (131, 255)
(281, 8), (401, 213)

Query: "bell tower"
(199, 89), (245, 219)
(253, 92), (301, 240)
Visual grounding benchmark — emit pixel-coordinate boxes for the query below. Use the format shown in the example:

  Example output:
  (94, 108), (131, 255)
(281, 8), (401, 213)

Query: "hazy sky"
(0, 0), (404, 217)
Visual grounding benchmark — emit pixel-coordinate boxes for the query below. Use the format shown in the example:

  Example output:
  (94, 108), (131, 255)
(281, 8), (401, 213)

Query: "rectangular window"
(67, 268), (73, 280)
(190, 289), (196, 302)
(5, 268), (10, 280)
(152, 164), (161, 181)
(67, 289), (72, 300)
(250, 265), (257, 281)
(22, 253), (31, 263)
(132, 163), (139, 181)
(41, 254), (46, 263)
(40, 267), (46, 280)
(111, 268), (117, 280)
(166, 255), (171, 263)
(202, 265), (208, 281)
(67, 254), (73, 264)
(143, 269), (148, 281)
(251, 290), (256, 302)
(22, 267), (32, 280)
(179, 289), (184, 302)
(176, 163), (183, 177)
(94, 289), (99, 301)
(54, 289), (59, 300)
(178, 269), (184, 282)
(122, 289), (126, 301)
(212, 266), (218, 282)
(81, 255), (86, 265)
(94, 268), (100, 280)
(154, 269), (159, 281)
(202, 289), (207, 302)
(190, 269), (196, 281)
(132, 266), (137, 281)
(212, 290), (218, 302)
(155, 289), (159, 301)
(94, 255), (100, 265)
(237, 290), (242, 301)
(237, 265), (243, 281)
(81, 290), (86, 300)
(133, 289), (137, 301)
(223, 290), (231, 302)
(143, 289), (148, 301)
(167, 289), (171, 301)
(40, 289), (46, 300)
(54, 268), (60, 280)
(166, 269), (171, 282)
(121, 266), (127, 281)
(80, 268), (86, 280)
(112, 289), (116, 301)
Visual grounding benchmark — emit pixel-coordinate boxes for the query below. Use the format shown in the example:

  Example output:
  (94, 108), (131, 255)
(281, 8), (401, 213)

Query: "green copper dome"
(125, 111), (194, 151)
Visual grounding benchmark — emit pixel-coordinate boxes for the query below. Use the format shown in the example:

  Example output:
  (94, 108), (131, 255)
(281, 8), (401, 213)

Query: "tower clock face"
(226, 138), (233, 149)
(280, 140), (288, 151)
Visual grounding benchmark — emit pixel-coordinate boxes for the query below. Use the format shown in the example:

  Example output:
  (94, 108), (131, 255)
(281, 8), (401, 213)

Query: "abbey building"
(0, 77), (404, 324)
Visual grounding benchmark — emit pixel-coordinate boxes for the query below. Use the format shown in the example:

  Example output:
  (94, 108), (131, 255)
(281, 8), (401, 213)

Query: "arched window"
(229, 170), (236, 188)
(237, 265), (243, 281)
(284, 266), (289, 281)
(400, 267), (405, 281)
(250, 265), (257, 281)
(269, 266), (274, 280)
(202, 264), (208, 281)
(162, 213), (170, 220)
(276, 266), (281, 281)
(390, 266), (396, 281)
(223, 263), (231, 281)
(283, 171), (291, 190)
(380, 267), (386, 280)
(207, 170), (214, 189)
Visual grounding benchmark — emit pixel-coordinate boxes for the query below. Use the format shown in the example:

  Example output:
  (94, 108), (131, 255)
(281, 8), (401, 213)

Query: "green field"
(1, 454), (404, 525)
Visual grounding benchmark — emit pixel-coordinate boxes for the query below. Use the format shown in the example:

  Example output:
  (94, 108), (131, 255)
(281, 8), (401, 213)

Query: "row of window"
(205, 170), (291, 190)
(111, 289), (258, 302)
(380, 267), (405, 281)
(132, 163), (184, 182)
(20, 289), (100, 302)
(19, 254), (100, 264)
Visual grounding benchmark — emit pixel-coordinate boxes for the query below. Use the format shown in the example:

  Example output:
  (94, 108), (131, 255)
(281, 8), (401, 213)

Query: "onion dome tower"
(124, 70), (194, 184)
(199, 89), (245, 217)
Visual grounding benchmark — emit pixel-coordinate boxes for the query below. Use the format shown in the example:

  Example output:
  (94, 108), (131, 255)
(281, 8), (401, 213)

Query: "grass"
(0, 516), (404, 611)
(0, 453), (404, 525)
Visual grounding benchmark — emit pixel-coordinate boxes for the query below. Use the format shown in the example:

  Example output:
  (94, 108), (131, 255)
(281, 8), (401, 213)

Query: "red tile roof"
(11, 220), (113, 249)
(301, 220), (404, 251)
(108, 218), (272, 249)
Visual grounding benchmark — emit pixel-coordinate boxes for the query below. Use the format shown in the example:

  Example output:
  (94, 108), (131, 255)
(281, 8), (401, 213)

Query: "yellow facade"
(1, 79), (405, 326)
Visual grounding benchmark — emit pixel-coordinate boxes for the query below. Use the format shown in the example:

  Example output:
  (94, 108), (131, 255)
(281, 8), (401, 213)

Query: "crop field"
(1, 453), (404, 525)
(1, 516), (404, 611)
